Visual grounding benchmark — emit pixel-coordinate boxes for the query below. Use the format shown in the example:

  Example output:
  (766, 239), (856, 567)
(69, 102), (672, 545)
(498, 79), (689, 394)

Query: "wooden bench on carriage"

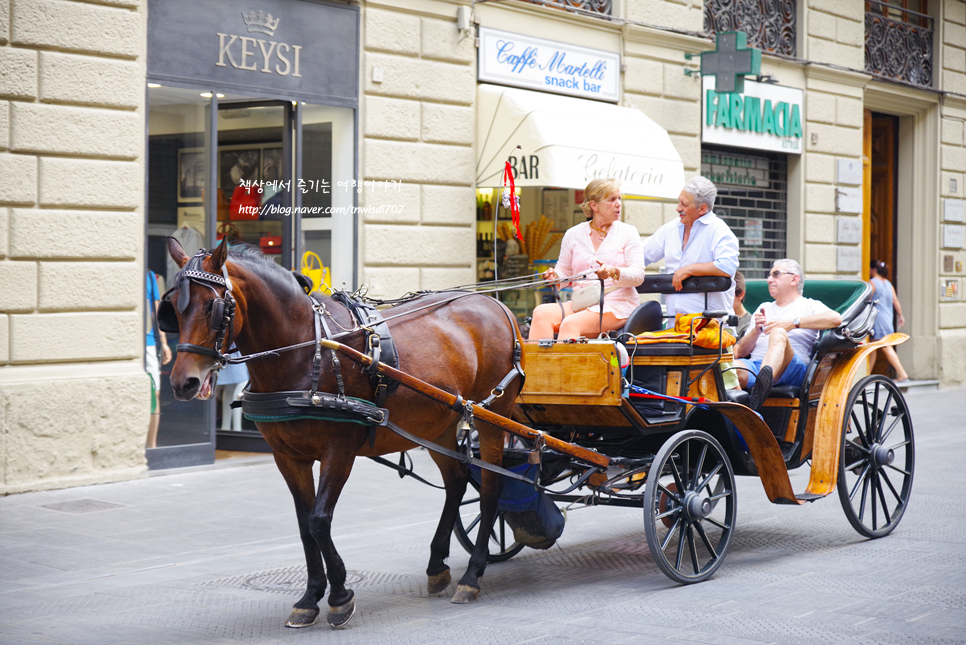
(451, 274), (915, 584)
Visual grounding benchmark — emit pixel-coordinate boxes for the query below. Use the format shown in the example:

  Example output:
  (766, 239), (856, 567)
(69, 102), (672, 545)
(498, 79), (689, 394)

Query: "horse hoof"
(327, 598), (356, 628)
(285, 607), (320, 628)
(450, 584), (480, 604)
(427, 569), (451, 595)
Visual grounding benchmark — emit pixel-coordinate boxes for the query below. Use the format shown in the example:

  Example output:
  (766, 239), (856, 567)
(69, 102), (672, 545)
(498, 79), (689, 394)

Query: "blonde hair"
(581, 178), (622, 219)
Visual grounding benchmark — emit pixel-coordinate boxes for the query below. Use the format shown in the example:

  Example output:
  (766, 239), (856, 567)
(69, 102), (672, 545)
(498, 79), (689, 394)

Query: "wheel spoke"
(858, 473), (871, 521)
(655, 507), (681, 522)
(885, 463), (911, 476)
(879, 411), (905, 444)
(860, 388), (872, 440)
(461, 496), (481, 507)
(874, 471), (892, 525)
(693, 521), (719, 560)
(687, 525), (700, 574)
(697, 463), (724, 493)
(674, 520), (687, 570)
(668, 455), (686, 497)
(849, 464), (872, 501)
(880, 469), (903, 505)
(871, 383), (882, 438)
(845, 437), (870, 454)
(875, 390), (894, 442)
(888, 439), (911, 451)
(466, 514), (482, 533)
(849, 410), (868, 448)
(682, 441), (691, 490)
(844, 456), (867, 472)
(708, 490), (732, 503)
(691, 444), (708, 490)
(661, 516), (682, 552)
(704, 516), (732, 531)
(871, 471), (878, 530)
(658, 482), (683, 504)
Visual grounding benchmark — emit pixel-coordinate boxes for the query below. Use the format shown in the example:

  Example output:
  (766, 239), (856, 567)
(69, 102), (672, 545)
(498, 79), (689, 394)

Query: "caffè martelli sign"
(148, 0), (358, 107)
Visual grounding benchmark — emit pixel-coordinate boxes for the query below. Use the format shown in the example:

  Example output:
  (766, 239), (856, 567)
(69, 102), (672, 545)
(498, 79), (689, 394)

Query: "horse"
(164, 237), (524, 628)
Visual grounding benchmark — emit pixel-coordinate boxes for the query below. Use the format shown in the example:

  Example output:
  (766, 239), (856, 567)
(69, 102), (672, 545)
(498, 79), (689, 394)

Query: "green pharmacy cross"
(701, 31), (761, 94)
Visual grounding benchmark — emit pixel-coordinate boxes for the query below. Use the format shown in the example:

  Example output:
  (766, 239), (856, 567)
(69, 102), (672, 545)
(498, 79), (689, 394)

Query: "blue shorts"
(738, 354), (809, 390)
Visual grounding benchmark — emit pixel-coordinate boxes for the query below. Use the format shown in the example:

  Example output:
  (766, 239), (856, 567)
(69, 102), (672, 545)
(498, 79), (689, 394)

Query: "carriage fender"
(802, 332), (909, 499)
(703, 401), (802, 505)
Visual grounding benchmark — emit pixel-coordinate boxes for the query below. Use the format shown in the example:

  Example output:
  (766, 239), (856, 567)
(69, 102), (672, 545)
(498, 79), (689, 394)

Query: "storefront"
(700, 76), (803, 279)
(473, 28), (684, 323)
(145, 0), (359, 468)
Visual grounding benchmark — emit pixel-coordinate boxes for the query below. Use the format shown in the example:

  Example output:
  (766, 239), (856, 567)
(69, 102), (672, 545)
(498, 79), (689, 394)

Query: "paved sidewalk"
(1, 387), (964, 645)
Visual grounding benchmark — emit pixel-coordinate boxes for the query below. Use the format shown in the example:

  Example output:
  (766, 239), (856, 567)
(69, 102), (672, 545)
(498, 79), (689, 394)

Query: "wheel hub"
(683, 492), (712, 521)
(871, 444), (894, 469)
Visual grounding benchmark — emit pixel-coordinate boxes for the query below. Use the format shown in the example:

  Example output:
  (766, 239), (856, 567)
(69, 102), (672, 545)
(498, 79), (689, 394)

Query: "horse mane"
(226, 242), (305, 301)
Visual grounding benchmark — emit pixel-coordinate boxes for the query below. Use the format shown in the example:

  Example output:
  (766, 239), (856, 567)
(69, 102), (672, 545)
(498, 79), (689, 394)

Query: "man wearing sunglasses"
(733, 259), (842, 411)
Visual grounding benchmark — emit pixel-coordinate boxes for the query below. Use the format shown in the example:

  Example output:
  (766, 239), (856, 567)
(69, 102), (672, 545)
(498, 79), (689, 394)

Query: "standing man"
(734, 259), (842, 411)
(642, 176), (739, 317)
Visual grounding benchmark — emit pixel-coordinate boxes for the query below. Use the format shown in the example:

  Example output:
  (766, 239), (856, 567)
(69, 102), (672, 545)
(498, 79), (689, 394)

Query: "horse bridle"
(157, 249), (236, 367)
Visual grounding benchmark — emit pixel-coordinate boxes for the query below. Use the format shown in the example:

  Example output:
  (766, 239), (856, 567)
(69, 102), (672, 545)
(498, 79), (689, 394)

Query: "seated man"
(734, 259), (842, 411)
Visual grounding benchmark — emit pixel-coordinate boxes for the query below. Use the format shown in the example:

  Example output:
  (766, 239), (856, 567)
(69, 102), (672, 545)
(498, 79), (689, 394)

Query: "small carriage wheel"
(836, 374), (915, 538)
(644, 429), (736, 584)
(453, 477), (524, 563)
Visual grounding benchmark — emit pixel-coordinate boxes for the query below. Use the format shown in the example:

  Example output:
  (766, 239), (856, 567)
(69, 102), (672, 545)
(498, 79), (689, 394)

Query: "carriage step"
(795, 493), (824, 502)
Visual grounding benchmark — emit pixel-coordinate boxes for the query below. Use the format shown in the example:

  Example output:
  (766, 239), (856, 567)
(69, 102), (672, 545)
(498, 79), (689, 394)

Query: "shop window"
(701, 148), (788, 279)
(704, 0), (797, 57)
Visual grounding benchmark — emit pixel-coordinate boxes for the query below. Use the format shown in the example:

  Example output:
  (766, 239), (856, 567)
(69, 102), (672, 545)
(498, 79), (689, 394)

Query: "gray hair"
(682, 176), (717, 211)
(774, 258), (804, 294)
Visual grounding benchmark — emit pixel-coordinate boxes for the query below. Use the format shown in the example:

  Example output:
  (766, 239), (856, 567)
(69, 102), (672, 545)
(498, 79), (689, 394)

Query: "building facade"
(1, 0), (964, 493)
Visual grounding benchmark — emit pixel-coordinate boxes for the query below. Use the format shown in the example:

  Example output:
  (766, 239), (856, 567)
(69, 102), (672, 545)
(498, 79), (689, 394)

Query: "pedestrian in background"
(868, 260), (909, 383)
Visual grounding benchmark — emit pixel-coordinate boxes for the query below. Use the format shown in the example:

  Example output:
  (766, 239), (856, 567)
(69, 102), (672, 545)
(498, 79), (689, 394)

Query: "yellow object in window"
(301, 251), (330, 293)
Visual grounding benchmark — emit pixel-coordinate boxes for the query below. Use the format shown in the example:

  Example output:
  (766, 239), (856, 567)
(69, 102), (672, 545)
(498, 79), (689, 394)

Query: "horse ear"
(167, 236), (189, 268)
(210, 236), (229, 272)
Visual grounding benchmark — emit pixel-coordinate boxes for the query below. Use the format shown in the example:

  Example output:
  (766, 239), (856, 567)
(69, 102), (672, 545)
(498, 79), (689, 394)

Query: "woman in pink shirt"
(528, 179), (646, 340)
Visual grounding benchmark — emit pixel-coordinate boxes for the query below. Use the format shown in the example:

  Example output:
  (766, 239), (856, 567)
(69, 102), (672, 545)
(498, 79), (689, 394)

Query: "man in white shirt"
(642, 176), (740, 317)
(734, 259), (842, 411)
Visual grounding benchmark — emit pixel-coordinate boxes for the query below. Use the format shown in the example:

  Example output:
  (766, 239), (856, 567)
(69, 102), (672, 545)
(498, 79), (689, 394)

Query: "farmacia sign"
(702, 77), (803, 154)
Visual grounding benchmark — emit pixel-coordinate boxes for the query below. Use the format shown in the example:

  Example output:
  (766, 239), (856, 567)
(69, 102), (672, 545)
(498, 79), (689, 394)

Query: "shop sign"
(478, 27), (620, 102)
(701, 151), (769, 188)
(148, 0), (359, 106)
(702, 77), (803, 154)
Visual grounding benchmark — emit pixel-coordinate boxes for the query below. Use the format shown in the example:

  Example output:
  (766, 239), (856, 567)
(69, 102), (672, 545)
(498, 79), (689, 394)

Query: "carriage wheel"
(836, 375), (914, 538)
(453, 478), (524, 563)
(644, 429), (736, 584)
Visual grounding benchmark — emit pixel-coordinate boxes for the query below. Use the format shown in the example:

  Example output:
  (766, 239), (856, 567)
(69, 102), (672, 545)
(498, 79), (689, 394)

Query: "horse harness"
(159, 250), (529, 482)
(157, 250), (236, 366)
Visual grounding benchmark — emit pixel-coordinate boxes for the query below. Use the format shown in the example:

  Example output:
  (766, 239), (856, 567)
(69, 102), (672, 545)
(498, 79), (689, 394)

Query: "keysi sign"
(702, 76), (804, 154)
(217, 10), (302, 77)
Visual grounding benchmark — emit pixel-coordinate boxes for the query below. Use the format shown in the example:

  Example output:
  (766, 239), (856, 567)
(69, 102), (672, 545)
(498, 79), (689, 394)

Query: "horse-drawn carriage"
(160, 238), (914, 628)
(453, 274), (914, 584)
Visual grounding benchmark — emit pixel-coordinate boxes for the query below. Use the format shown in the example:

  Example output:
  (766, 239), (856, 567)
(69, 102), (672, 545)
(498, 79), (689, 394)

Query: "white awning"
(476, 84), (685, 200)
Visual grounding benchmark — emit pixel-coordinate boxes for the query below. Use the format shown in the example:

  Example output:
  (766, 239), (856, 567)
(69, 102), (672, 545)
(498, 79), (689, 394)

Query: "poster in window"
(177, 149), (205, 202)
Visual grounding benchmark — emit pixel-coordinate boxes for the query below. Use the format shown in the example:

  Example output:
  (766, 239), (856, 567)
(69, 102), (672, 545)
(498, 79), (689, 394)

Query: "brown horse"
(165, 238), (523, 628)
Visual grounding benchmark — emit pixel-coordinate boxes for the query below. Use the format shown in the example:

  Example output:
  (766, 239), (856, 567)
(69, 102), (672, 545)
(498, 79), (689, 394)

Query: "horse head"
(164, 236), (237, 401)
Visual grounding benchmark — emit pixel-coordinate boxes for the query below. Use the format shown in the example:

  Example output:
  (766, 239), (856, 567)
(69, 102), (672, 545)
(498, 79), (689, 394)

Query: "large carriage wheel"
(453, 477), (524, 563)
(643, 429), (736, 584)
(836, 374), (914, 538)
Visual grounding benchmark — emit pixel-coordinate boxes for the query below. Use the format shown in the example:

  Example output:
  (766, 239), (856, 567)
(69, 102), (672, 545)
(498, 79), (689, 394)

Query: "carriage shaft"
(319, 339), (612, 468)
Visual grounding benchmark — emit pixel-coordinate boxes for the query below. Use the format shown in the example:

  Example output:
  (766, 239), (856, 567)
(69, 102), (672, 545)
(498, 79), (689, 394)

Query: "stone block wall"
(360, 2), (477, 298)
(0, 0), (148, 494)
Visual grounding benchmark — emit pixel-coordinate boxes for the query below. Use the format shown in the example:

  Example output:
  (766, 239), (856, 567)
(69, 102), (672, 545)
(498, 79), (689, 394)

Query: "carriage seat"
(732, 279), (876, 401)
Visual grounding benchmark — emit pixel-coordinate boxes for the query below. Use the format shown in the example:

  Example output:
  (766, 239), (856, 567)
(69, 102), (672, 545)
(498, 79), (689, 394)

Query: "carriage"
(161, 238), (914, 627)
(448, 274), (914, 584)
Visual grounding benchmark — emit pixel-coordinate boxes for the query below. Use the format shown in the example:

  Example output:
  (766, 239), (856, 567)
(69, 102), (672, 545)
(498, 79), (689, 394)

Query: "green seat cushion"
(744, 279), (868, 315)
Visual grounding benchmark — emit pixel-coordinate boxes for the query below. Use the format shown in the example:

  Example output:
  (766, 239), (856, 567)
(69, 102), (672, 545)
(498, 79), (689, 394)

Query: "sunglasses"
(768, 270), (795, 279)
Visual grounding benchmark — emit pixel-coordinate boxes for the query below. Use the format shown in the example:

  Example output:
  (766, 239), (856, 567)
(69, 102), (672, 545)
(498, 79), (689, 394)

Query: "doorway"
(146, 87), (356, 466)
(865, 110), (899, 376)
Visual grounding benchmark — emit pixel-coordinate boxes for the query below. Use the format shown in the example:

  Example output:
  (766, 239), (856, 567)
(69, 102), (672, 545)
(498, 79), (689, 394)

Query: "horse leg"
(272, 453), (327, 628)
(426, 430), (470, 595)
(307, 450), (357, 628)
(452, 422), (504, 604)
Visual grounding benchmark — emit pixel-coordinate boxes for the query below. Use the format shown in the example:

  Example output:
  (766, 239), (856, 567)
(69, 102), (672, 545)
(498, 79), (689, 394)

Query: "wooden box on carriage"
(512, 338), (734, 429)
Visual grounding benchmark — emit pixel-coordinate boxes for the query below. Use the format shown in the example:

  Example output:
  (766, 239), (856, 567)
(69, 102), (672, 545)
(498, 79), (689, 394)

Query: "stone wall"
(0, 0), (148, 494)
(360, 1), (478, 299)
